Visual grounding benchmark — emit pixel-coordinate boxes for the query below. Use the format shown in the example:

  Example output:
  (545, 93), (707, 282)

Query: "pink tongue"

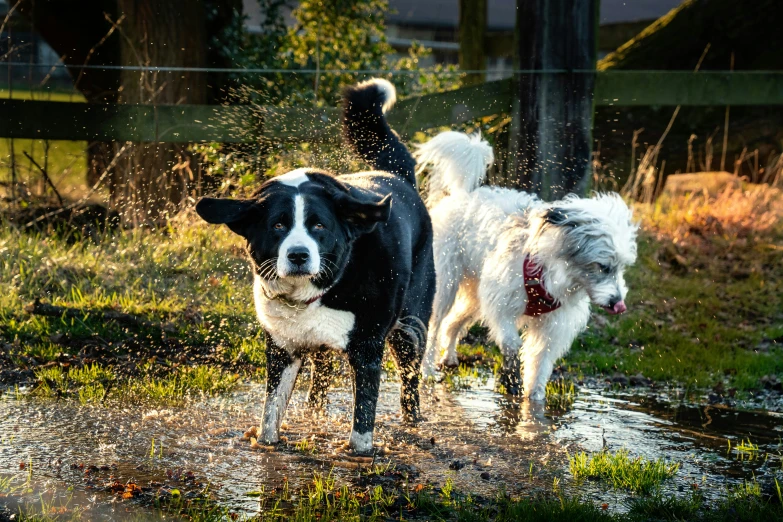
(612, 301), (627, 314)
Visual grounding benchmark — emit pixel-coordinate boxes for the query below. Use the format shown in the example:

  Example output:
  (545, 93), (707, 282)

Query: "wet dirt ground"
(2, 373), (782, 520)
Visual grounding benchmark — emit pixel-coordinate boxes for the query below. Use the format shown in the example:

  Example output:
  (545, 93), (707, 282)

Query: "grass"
(1, 137), (88, 201)
(570, 186), (783, 392)
(3, 185), (781, 404)
(3, 466), (783, 521)
(0, 214), (262, 403)
(1, 89), (88, 202)
(545, 378), (577, 411)
(30, 361), (239, 404)
(568, 449), (680, 494)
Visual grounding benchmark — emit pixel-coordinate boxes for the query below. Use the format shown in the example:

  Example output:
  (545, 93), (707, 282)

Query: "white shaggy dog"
(417, 131), (638, 400)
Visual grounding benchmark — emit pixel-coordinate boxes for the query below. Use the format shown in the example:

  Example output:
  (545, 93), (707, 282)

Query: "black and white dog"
(195, 79), (435, 454)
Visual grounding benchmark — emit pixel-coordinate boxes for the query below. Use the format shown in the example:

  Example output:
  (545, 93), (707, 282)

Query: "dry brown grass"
(636, 184), (783, 247)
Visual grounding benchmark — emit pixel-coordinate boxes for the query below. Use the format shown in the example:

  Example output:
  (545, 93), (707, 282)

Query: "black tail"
(342, 78), (416, 186)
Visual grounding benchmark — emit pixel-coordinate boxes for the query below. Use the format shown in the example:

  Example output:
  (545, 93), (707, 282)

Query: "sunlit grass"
(729, 477), (763, 502)
(442, 362), (488, 391)
(571, 186), (783, 391)
(545, 378), (577, 410)
(30, 359), (239, 405)
(0, 88), (86, 102)
(120, 365), (240, 404)
(568, 449), (680, 494)
(1, 86), (88, 201)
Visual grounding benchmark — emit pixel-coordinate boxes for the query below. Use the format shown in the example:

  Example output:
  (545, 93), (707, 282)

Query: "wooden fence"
(2, 71), (783, 143)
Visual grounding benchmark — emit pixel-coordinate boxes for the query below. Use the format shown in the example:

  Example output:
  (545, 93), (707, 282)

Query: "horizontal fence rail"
(1, 72), (782, 143)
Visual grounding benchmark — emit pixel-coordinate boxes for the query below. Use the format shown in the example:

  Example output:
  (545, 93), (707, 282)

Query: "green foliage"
(625, 491), (704, 520)
(568, 449), (680, 494)
(546, 378), (577, 411)
(220, 0), (459, 106)
(285, 0), (392, 104)
(124, 365), (240, 404)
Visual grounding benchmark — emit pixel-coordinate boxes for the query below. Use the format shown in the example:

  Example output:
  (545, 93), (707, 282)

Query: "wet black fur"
(195, 81), (435, 447)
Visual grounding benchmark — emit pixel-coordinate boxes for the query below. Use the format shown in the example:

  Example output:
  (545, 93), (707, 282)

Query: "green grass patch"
(568, 449), (680, 494)
(1, 88), (88, 201)
(123, 364), (240, 403)
(30, 361), (240, 405)
(545, 378), (577, 411)
(569, 229), (783, 391)
(0, 88), (86, 102)
(0, 137), (88, 201)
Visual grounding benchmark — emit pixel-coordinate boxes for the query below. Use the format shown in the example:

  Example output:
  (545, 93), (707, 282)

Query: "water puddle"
(2, 375), (782, 519)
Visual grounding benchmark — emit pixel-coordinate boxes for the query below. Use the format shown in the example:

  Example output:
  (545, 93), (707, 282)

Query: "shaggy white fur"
(416, 131), (638, 400)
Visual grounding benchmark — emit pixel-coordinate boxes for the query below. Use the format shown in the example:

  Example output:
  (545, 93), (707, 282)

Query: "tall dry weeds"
(636, 184), (783, 246)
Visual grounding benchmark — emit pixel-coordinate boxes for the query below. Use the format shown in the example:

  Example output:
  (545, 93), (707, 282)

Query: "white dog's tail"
(414, 131), (494, 206)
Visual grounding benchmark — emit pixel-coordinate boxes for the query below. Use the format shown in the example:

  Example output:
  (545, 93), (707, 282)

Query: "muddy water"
(2, 376), (782, 519)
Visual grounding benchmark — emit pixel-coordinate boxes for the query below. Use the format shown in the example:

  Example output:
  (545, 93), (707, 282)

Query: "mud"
(2, 374), (782, 519)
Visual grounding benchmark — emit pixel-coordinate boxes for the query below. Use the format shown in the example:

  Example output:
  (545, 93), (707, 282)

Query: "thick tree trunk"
(506, 0), (597, 200)
(110, 0), (208, 226)
(17, 0), (120, 188)
(459, 0), (486, 86)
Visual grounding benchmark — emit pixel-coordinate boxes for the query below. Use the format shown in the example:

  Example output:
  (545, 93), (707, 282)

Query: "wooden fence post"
(459, 0), (487, 86)
(507, 0), (598, 199)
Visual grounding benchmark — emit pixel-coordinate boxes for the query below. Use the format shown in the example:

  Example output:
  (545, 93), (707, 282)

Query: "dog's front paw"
(526, 388), (546, 402)
(349, 430), (374, 455)
(421, 365), (440, 381)
(402, 410), (423, 425)
(438, 352), (460, 369)
(260, 425), (280, 445)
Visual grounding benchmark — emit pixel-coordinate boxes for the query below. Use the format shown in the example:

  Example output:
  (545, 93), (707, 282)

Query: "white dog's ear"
(544, 207), (579, 228)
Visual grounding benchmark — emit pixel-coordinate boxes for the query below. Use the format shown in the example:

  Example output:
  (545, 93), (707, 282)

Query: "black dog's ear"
(544, 207), (578, 228)
(331, 190), (392, 236)
(195, 197), (254, 225)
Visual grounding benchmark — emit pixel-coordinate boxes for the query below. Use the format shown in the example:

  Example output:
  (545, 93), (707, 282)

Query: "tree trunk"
(506, 0), (597, 200)
(110, 0), (208, 227)
(17, 0), (120, 189)
(459, 0), (486, 86)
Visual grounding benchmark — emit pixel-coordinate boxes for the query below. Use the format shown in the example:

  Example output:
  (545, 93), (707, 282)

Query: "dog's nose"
(612, 300), (627, 314)
(287, 247), (310, 266)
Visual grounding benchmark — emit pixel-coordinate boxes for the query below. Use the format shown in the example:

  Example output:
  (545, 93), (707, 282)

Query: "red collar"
(304, 294), (323, 305)
(523, 256), (561, 317)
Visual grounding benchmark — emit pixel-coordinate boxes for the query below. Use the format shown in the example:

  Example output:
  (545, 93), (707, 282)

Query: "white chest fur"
(253, 276), (355, 353)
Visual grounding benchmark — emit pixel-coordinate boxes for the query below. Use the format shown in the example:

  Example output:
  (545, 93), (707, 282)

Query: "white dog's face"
(543, 194), (638, 314)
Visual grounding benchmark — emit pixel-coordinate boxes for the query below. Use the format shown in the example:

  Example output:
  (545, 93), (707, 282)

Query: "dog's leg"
(423, 261), (461, 379)
(522, 301), (591, 401)
(261, 337), (302, 443)
(493, 319), (523, 395)
(388, 319), (425, 423)
(307, 346), (334, 410)
(438, 284), (479, 368)
(347, 338), (384, 454)
(483, 304), (523, 394)
(479, 269), (525, 395)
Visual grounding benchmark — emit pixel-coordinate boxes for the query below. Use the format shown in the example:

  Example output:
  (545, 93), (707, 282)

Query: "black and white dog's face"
(195, 169), (391, 294)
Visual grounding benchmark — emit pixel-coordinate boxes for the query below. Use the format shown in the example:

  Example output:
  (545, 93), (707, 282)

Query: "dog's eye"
(273, 222), (285, 230)
(313, 223), (324, 230)
(597, 263), (611, 274)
